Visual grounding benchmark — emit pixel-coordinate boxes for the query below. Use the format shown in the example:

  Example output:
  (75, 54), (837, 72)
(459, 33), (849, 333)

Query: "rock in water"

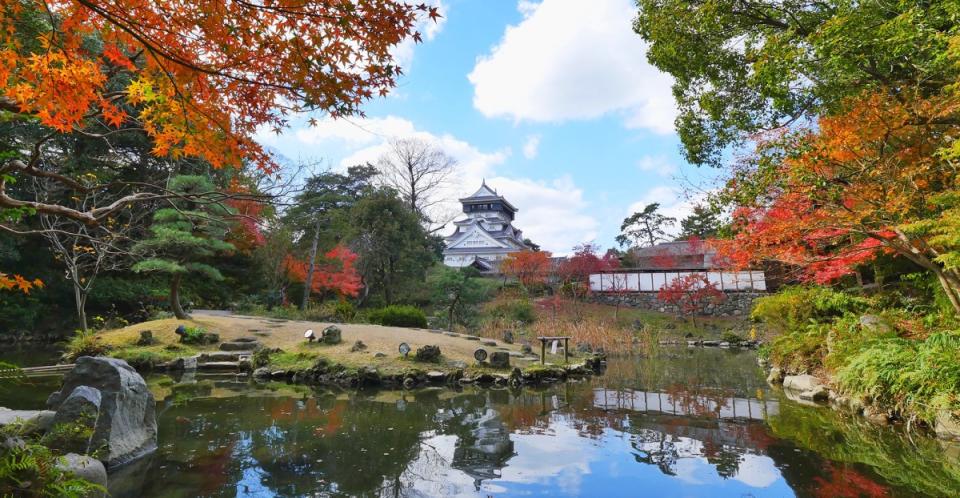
(489, 351), (510, 369)
(56, 453), (107, 497)
(782, 374), (823, 392)
(766, 367), (784, 384)
(323, 325), (342, 344)
(47, 385), (102, 454)
(47, 357), (157, 469)
(414, 345), (441, 362)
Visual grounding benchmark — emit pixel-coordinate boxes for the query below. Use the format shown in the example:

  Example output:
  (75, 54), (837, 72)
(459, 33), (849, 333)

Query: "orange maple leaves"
(0, 272), (44, 294)
(0, 0), (438, 173)
(717, 90), (959, 284)
(501, 251), (552, 287)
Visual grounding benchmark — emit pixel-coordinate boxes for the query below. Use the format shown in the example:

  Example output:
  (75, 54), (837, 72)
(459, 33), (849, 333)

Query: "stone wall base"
(589, 292), (765, 317)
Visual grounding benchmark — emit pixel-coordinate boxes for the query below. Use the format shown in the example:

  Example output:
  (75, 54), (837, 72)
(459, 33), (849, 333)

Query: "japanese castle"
(443, 181), (531, 272)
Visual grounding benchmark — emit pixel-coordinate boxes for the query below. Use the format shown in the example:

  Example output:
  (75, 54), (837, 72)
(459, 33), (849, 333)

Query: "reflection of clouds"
(497, 423), (595, 496)
(732, 454), (780, 488)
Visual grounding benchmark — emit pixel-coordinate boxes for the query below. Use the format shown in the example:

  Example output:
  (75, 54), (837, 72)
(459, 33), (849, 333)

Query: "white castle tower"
(442, 181), (530, 271)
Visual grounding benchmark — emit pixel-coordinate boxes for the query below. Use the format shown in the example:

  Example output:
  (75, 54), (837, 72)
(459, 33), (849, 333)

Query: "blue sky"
(256, 0), (722, 255)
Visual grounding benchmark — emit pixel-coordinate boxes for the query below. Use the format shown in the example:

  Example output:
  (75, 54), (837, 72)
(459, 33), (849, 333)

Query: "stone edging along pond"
(127, 351), (609, 391)
(762, 359), (960, 442)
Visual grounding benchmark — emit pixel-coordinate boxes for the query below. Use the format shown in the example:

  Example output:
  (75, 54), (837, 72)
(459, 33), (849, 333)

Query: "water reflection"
(12, 347), (953, 497)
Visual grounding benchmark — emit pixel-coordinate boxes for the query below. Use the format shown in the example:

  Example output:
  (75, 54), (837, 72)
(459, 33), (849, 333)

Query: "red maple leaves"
(284, 245), (362, 298)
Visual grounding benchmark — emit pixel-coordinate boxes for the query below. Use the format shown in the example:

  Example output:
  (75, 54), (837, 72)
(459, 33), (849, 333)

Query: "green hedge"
(368, 305), (428, 328)
(751, 286), (871, 334)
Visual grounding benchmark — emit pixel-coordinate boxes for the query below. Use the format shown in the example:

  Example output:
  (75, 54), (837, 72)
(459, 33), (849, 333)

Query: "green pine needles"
(132, 175), (235, 319)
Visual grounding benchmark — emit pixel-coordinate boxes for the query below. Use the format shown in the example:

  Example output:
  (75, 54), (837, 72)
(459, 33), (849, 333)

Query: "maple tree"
(0, 0), (438, 225)
(557, 243), (618, 301)
(0, 272), (42, 294)
(657, 273), (725, 327)
(501, 250), (552, 288)
(713, 90), (960, 311)
(284, 244), (363, 300)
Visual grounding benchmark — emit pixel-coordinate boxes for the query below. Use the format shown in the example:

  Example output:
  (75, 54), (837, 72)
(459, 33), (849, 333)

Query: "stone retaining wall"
(589, 291), (766, 317)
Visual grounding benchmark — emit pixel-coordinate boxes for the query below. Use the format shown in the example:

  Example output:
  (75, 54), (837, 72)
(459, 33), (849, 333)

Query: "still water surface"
(4, 347), (960, 497)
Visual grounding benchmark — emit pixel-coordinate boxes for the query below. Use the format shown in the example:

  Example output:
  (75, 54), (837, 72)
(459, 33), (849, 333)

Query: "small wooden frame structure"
(536, 336), (571, 365)
(0, 364), (74, 379)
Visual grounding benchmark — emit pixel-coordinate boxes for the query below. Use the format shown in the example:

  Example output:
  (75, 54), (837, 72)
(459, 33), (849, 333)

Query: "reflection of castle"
(451, 407), (515, 490)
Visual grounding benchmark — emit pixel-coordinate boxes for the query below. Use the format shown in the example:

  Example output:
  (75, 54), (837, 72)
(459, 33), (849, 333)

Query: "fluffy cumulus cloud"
(391, 0), (448, 76)
(522, 134), (541, 159)
(468, 0), (676, 133)
(273, 115), (597, 253)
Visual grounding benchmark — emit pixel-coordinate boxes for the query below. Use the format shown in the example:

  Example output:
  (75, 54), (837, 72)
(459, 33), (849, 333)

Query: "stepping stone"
(463, 336), (481, 341)
(199, 351), (244, 362)
(198, 361), (241, 370)
(481, 340), (497, 347)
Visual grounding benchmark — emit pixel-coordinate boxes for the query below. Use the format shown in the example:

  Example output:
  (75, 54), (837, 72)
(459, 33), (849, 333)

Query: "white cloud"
(468, 0), (676, 134)
(279, 115), (597, 253)
(391, 0), (447, 70)
(522, 134), (541, 159)
(484, 175), (598, 254)
(636, 155), (677, 177)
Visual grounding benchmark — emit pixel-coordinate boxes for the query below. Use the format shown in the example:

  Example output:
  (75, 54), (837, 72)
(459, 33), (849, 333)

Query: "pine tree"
(132, 176), (234, 319)
(678, 205), (721, 240)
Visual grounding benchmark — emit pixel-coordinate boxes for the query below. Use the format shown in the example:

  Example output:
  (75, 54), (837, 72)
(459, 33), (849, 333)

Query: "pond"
(4, 347), (960, 497)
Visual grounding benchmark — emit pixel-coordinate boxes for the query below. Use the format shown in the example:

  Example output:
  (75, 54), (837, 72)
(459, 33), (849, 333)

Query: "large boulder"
(859, 314), (893, 334)
(47, 357), (157, 469)
(782, 374), (823, 392)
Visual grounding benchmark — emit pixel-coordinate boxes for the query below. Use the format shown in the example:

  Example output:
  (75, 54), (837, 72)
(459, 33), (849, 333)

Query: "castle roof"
(459, 180), (517, 212)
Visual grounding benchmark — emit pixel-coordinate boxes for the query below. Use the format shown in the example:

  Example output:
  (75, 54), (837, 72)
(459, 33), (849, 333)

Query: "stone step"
(198, 351), (248, 362)
(198, 361), (242, 370)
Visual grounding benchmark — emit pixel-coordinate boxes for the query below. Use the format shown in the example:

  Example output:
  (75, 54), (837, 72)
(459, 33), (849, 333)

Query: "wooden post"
(541, 339), (546, 365)
(563, 337), (569, 363)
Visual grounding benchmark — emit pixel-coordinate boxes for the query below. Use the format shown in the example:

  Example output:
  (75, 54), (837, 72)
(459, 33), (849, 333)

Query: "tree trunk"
(73, 283), (89, 333)
(171, 273), (189, 319)
(301, 220), (322, 310)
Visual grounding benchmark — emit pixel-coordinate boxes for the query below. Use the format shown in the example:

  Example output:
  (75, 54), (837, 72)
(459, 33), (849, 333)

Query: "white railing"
(589, 270), (766, 292)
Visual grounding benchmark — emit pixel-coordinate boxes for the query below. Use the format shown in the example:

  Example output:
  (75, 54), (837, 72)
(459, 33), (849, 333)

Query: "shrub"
(63, 331), (113, 361)
(333, 301), (356, 322)
(751, 286), (871, 333)
(178, 326), (212, 345)
(720, 331), (742, 343)
(0, 443), (104, 497)
(368, 305), (428, 328)
(486, 298), (536, 325)
(835, 331), (960, 424)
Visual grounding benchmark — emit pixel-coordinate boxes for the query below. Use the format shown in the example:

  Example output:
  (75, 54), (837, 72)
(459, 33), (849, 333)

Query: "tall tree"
(131, 176), (234, 319)
(634, 0), (958, 167)
(501, 250), (553, 288)
(713, 91), (960, 311)
(375, 137), (456, 229)
(430, 266), (484, 331)
(678, 205), (721, 240)
(0, 1), (438, 281)
(347, 189), (432, 304)
(617, 203), (676, 248)
(285, 165), (378, 308)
